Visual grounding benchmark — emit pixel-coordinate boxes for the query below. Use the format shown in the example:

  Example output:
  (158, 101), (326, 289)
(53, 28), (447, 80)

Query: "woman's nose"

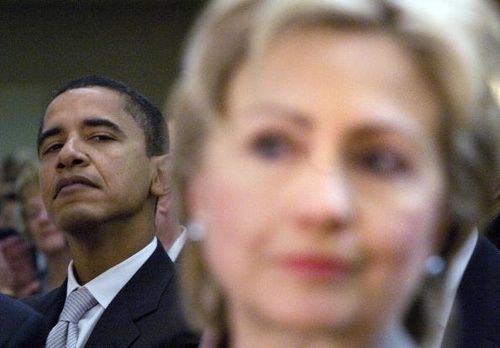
(294, 164), (354, 232)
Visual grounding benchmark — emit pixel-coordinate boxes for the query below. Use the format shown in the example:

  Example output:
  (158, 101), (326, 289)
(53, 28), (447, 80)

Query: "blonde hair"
(169, 0), (500, 335)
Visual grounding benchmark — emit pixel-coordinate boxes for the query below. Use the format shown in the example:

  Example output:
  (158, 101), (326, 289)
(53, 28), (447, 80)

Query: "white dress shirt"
(65, 238), (157, 348)
(167, 226), (187, 262)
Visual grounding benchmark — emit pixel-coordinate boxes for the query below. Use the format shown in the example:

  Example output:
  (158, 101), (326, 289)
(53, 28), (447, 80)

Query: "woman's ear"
(151, 154), (171, 197)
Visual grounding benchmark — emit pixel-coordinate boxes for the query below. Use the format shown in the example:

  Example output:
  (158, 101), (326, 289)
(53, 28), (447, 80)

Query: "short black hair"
(38, 75), (168, 157)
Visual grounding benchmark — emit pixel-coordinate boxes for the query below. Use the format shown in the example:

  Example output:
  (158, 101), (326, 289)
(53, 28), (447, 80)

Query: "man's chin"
(55, 209), (101, 234)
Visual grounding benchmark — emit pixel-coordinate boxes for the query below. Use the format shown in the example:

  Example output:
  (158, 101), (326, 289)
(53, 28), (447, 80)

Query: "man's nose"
(56, 138), (89, 169)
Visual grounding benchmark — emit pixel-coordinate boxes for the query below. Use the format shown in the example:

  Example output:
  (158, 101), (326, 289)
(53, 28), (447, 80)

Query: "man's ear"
(151, 154), (171, 197)
(156, 193), (172, 214)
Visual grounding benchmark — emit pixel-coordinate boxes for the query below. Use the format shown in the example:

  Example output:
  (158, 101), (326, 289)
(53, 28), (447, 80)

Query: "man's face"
(38, 86), (159, 233)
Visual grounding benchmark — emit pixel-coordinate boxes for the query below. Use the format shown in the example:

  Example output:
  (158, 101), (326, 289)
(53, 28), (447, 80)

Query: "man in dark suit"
(23, 76), (198, 347)
(452, 234), (500, 347)
(432, 230), (500, 347)
(0, 293), (48, 347)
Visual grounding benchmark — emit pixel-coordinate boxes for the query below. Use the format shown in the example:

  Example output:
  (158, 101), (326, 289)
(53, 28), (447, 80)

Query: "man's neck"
(68, 225), (155, 284)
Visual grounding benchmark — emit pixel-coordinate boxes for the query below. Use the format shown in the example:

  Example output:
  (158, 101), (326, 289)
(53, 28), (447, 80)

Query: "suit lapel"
(84, 294), (139, 347)
(84, 243), (175, 347)
(454, 236), (500, 346)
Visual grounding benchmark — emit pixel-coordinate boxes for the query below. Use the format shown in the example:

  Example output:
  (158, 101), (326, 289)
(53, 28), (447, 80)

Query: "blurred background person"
(0, 234), (38, 297)
(15, 160), (70, 295)
(0, 153), (33, 231)
(0, 155), (40, 298)
(0, 192), (22, 232)
(169, 0), (500, 347)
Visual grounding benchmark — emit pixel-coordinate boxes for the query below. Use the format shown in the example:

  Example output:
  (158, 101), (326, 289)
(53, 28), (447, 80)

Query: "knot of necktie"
(59, 287), (98, 323)
(46, 286), (97, 348)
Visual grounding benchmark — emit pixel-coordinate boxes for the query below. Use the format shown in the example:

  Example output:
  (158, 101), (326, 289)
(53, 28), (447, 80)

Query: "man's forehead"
(58, 85), (123, 99)
(42, 89), (134, 129)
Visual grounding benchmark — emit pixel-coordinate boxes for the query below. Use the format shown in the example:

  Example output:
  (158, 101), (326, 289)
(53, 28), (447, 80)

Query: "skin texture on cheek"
(359, 184), (445, 322)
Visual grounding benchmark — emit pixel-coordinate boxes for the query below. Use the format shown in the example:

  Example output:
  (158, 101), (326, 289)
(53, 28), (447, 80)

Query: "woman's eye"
(361, 151), (410, 176)
(251, 133), (293, 160)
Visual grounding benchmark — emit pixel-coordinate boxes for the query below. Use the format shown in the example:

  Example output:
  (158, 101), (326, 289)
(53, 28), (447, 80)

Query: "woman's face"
(189, 27), (446, 338)
(24, 189), (67, 255)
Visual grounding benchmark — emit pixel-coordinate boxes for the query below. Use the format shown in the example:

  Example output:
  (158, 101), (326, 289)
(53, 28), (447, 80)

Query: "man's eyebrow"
(38, 117), (126, 150)
(38, 127), (61, 149)
(83, 118), (125, 135)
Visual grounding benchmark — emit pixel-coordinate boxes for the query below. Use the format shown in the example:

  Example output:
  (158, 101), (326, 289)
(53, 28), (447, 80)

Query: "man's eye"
(41, 143), (63, 156)
(252, 134), (292, 160)
(90, 134), (114, 142)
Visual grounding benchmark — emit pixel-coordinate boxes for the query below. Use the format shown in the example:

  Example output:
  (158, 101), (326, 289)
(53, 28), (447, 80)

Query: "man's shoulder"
(117, 243), (177, 311)
(0, 293), (42, 320)
(458, 235), (500, 301)
(463, 235), (500, 279)
(87, 243), (200, 347)
(454, 236), (500, 348)
(22, 282), (66, 315)
(127, 241), (176, 286)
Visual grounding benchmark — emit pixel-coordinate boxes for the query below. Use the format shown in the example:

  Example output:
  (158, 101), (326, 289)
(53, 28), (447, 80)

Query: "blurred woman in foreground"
(170, 0), (500, 346)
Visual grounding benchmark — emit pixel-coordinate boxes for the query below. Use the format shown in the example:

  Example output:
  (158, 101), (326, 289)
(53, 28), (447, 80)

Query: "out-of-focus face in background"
(189, 26), (446, 337)
(23, 188), (66, 255)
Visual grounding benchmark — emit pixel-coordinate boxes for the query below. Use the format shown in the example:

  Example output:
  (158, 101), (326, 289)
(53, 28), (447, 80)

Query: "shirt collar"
(167, 226), (187, 262)
(66, 238), (157, 309)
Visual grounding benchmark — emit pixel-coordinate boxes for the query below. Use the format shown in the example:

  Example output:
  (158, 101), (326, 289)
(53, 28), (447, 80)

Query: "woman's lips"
(279, 255), (353, 281)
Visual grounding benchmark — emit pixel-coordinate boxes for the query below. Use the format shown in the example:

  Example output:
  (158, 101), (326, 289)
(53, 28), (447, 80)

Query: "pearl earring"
(425, 255), (446, 276)
(187, 220), (206, 242)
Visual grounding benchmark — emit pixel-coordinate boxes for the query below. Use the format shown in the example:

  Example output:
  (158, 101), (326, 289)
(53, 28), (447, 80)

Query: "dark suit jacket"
(0, 293), (48, 348)
(23, 243), (199, 347)
(448, 236), (500, 347)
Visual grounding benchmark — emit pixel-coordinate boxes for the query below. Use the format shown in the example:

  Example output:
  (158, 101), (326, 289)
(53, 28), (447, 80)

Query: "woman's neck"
(230, 327), (370, 348)
(228, 311), (372, 348)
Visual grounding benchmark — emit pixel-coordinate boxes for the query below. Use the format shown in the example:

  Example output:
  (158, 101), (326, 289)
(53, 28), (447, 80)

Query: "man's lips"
(53, 176), (98, 199)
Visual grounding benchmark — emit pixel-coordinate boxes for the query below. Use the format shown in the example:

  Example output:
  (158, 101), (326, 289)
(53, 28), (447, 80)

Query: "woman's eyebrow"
(247, 103), (312, 129)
